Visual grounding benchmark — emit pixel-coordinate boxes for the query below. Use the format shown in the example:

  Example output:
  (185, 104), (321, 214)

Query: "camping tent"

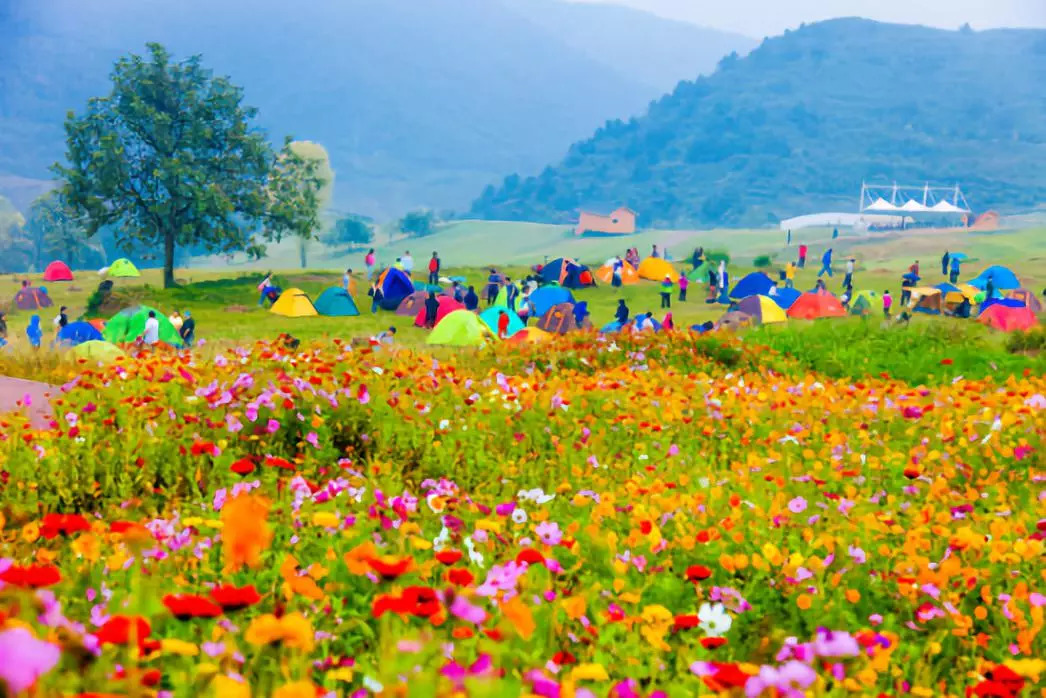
(787, 293), (846, 319)
(1007, 288), (1043, 314)
(637, 257), (679, 282)
(270, 288), (318, 318)
(13, 287), (53, 311)
(850, 290), (878, 316)
(595, 261), (639, 285)
(314, 287), (360, 317)
(396, 291), (431, 316)
(536, 303), (579, 334)
(43, 261), (74, 282)
(506, 327), (552, 344)
(686, 261), (715, 282)
(730, 272), (775, 300)
(540, 258), (596, 289)
(414, 296), (465, 328)
(768, 287), (801, 309)
(108, 258), (140, 278)
(910, 288), (942, 314)
(72, 340), (125, 362)
(426, 310), (491, 347)
(733, 295), (788, 324)
(978, 304), (1037, 332)
(377, 267), (416, 310)
(529, 287), (575, 318)
(968, 265), (1020, 291)
(103, 306), (182, 346)
(479, 307), (525, 337)
(57, 321), (104, 346)
(715, 310), (754, 331)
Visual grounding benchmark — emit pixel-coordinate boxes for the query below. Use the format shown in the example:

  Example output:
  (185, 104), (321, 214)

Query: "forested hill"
(470, 19), (1046, 227)
(0, 0), (750, 216)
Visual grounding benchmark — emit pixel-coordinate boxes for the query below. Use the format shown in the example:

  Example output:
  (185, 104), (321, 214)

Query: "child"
(785, 262), (796, 289)
(882, 290), (893, 319)
(497, 310), (510, 339)
(26, 315), (42, 349)
(660, 275), (673, 309)
(678, 274), (688, 302)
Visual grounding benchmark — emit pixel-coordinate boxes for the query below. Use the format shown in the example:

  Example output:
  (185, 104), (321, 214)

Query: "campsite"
(0, 4), (1044, 697)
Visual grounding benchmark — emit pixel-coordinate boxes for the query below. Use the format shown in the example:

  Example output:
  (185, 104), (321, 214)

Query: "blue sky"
(568, 0), (1046, 37)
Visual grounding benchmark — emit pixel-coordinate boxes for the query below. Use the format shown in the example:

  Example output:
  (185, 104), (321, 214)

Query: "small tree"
(400, 210), (435, 238)
(24, 191), (102, 269)
(266, 139), (328, 268)
(55, 43), (275, 288)
(330, 215), (374, 246)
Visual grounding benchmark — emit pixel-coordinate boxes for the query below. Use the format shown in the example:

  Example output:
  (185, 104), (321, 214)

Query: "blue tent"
(969, 265), (1020, 291)
(529, 287), (575, 317)
(600, 321), (624, 333)
(314, 287), (360, 317)
(479, 307), (525, 337)
(379, 268), (416, 310)
(768, 287), (801, 309)
(979, 297), (1026, 314)
(934, 282), (962, 295)
(57, 321), (104, 347)
(730, 272), (774, 299)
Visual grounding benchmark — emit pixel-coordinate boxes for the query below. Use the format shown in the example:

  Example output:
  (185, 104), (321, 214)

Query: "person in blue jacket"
(26, 315), (42, 349)
(819, 248), (834, 277)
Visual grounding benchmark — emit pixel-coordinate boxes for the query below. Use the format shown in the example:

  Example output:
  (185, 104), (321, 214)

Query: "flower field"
(0, 333), (1043, 697)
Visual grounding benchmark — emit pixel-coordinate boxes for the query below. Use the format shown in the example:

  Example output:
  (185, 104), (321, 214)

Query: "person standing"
(985, 274), (995, 301)
(818, 248), (833, 277)
(612, 256), (624, 288)
(485, 269), (500, 306)
(0, 311), (8, 348)
(882, 290), (893, 319)
(26, 315), (42, 349)
(615, 299), (629, 325)
(428, 252), (441, 285)
(54, 306), (69, 332)
(364, 249), (376, 280)
(718, 260), (727, 290)
(505, 277), (518, 312)
(651, 244), (660, 259)
(660, 276), (673, 309)
(843, 258), (855, 289)
(179, 311), (196, 346)
(343, 268), (358, 298)
(497, 310), (510, 339)
(678, 273), (689, 302)
(832, 227), (839, 239)
(423, 291), (440, 329)
(941, 251), (950, 277)
(900, 274), (914, 307)
(369, 283), (383, 314)
(798, 244), (808, 269)
(949, 256), (961, 283)
(143, 310), (160, 346)
(707, 266), (718, 302)
(691, 247), (703, 269)
(401, 250), (414, 275)
(909, 260), (920, 277)
(464, 285), (479, 311)
(785, 262), (796, 289)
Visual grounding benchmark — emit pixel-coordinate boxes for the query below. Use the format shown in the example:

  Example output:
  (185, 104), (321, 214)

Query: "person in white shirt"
(401, 251), (414, 274)
(142, 310), (160, 345)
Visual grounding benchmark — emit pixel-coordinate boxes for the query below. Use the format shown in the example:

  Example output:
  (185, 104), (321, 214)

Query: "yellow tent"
(735, 294), (788, 324)
(270, 288), (318, 317)
(637, 257), (679, 282)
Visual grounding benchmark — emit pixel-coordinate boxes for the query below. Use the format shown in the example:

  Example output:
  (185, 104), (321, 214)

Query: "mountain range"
(0, 0), (753, 215)
(470, 18), (1046, 226)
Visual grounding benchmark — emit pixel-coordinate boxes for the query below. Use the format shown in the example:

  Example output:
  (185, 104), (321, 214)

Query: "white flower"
(363, 676), (384, 693)
(511, 508), (528, 524)
(697, 602), (732, 637)
(464, 537), (485, 568)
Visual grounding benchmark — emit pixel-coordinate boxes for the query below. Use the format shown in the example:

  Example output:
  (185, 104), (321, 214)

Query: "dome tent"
(733, 295), (787, 324)
(43, 261), (74, 282)
(57, 321), (104, 346)
(978, 304), (1037, 332)
(729, 272), (774, 300)
(540, 257), (596, 289)
(72, 340), (125, 362)
(426, 310), (492, 347)
(595, 261), (639, 285)
(377, 267), (416, 310)
(528, 286), (575, 318)
(479, 307), (525, 337)
(270, 288), (318, 318)
(314, 287), (359, 317)
(13, 287), (53, 311)
(108, 258), (140, 278)
(103, 306), (182, 346)
(413, 296), (464, 328)
(968, 265), (1019, 291)
(787, 293), (846, 320)
(636, 257), (679, 282)
(396, 291), (432, 316)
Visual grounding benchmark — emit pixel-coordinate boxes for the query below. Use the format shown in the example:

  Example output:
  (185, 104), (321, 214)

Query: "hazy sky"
(569, 0), (1046, 37)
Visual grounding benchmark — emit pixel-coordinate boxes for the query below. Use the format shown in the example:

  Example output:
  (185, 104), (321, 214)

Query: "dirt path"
(0, 376), (57, 429)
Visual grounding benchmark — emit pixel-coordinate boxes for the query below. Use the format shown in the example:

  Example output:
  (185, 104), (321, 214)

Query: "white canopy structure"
(859, 182), (972, 215)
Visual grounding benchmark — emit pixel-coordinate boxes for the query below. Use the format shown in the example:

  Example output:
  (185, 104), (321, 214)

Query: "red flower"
(447, 568), (475, 587)
(700, 637), (728, 649)
(40, 513), (92, 539)
(702, 663), (750, 692)
(209, 584), (262, 611)
(515, 548), (545, 566)
(686, 564), (712, 582)
(162, 593), (223, 620)
(673, 614), (700, 631)
(190, 440), (219, 457)
(371, 593), (408, 618)
(229, 457), (256, 476)
(940, 358), (954, 365)
(0, 563), (62, 588)
(401, 586), (440, 617)
(435, 550), (463, 565)
(95, 616), (151, 647)
(367, 556), (412, 579)
(552, 651), (577, 665)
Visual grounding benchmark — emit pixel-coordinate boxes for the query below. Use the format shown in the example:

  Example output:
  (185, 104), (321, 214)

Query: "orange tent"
(978, 304), (1037, 332)
(786, 292), (846, 319)
(595, 262), (639, 285)
(637, 257), (679, 282)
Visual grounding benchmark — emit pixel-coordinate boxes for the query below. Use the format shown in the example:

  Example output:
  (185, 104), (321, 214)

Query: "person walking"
(818, 248), (834, 277)
(364, 249), (376, 280)
(26, 315), (42, 349)
(949, 256), (961, 283)
(401, 250), (414, 275)
(464, 285), (479, 311)
(882, 290), (893, 319)
(900, 274), (914, 307)
(843, 258), (855, 289)
(505, 277), (518, 312)
(423, 291), (440, 329)
(941, 251), (950, 277)
(785, 261), (796, 289)
(257, 272), (273, 306)
(179, 311), (196, 346)
(485, 269), (500, 306)
(798, 244), (808, 269)
(660, 275), (673, 309)
(678, 273), (689, 302)
(428, 252), (441, 285)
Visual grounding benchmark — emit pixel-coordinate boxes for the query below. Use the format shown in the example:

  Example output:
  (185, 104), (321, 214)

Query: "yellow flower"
(161, 638), (200, 656)
(71, 533), (101, 562)
(311, 511), (340, 528)
(640, 605), (673, 652)
(561, 595), (586, 621)
(213, 675), (251, 698)
(571, 664), (609, 681)
(1004, 658), (1046, 682)
(273, 682), (315, 698)
(21, 522), (40, 543)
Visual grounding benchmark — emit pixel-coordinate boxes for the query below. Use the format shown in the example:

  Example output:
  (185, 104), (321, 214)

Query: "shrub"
(752, 254), (772, 268)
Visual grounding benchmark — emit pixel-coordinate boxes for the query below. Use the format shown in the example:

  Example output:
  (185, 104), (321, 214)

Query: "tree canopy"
(54, 43), (318, 287)
(400, 210), (436, 238)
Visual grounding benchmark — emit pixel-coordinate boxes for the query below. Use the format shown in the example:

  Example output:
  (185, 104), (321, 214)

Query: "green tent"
(426, 310), (492, 347)
(72, 340), (125, 362)
(103, 306), (182, 346)
(314, 287), (360, 317)
(108, 258), (141, 278)
(686, 261), (714, 282)
(851, 290), (878, 316)
(493, 286), (509, 308)
(479, 307), (525, 337)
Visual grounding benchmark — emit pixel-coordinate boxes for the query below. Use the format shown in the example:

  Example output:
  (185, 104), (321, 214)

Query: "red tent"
(978, 304), (1038, 332)
(414, 296), (465, 328)
(43, 261), (74, 282)
(787, 292), (846, 320)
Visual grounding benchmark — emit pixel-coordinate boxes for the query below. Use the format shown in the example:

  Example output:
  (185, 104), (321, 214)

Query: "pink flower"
(0, 627), (61, 692)
(357, 385), (370, 405)
(447, 594), (487, 625)
(745, 661), (816, 698)
(226, 414), (243, 433)
(266, 419), (280, 434)
(1014, 445), (1033, 461)
(787, 497), (806, 514)
(535, 521), (563, 546)
(306, 432), (320, 448)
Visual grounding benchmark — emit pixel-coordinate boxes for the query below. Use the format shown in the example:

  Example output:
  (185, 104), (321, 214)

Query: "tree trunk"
(298, 237), (307, 268)
(163, 229), (176, 288)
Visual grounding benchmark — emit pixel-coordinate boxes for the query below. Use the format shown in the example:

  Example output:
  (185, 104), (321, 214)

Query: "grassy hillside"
(471, 18), (1046, 226)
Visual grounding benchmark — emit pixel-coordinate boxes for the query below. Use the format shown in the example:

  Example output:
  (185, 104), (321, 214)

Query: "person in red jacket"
(428, 252), (441, 285)
(798, 244), (808, 269)
(497, 310), (510, 339)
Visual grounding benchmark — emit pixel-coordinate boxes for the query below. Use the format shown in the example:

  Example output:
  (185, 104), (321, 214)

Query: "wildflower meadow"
(0, 332), (1042, 697)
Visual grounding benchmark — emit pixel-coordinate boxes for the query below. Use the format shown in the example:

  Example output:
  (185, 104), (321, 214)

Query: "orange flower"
(221, 494), (272, 571)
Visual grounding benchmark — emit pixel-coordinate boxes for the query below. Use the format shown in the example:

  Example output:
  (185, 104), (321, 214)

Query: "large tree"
(54, 43), (278, 288)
